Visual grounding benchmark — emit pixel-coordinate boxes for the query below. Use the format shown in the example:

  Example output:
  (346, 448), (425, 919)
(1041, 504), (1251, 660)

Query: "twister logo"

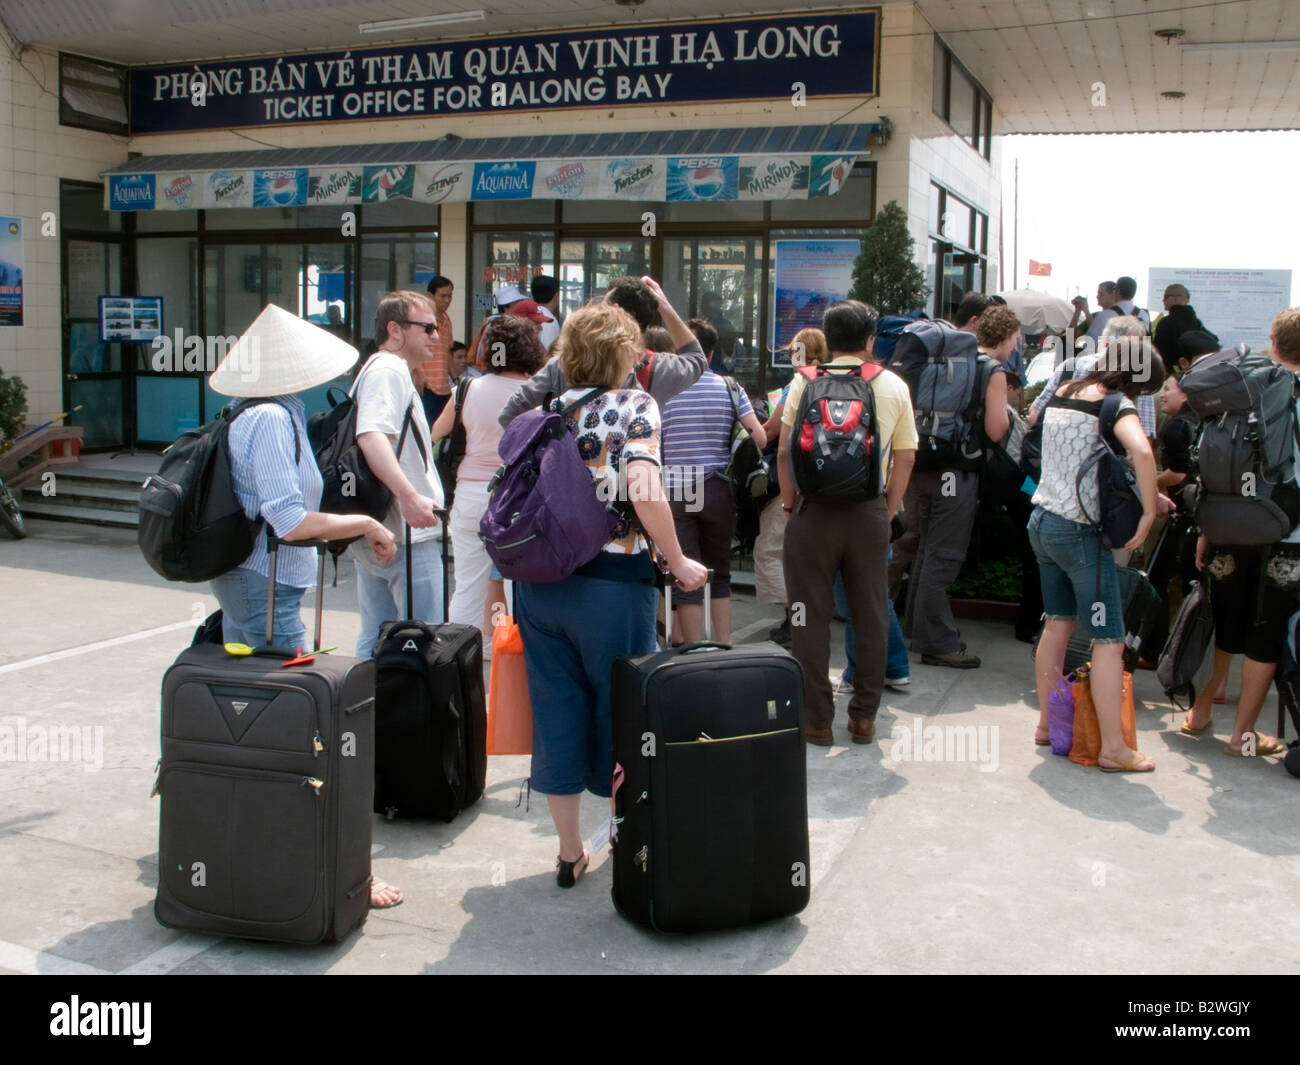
(666, 157), (738, 202)
(472, 161), (536, 200)
(207, 170), (250, 208)
(602, 158), (660, 199)
(363, 165), (415, 202)
(108, 174), (155, 211)
(810, 155), (854, 198)
(253, 169), (307, 207)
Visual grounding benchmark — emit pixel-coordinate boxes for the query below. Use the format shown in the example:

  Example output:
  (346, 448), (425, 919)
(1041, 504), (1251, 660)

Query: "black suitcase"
(372, 520), (486, 821)
(154, 537), (376, 944)
(610, 581), (809, 932)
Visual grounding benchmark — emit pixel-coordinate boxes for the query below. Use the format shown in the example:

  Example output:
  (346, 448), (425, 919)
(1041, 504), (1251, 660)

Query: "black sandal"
(555, 850), (590, 888)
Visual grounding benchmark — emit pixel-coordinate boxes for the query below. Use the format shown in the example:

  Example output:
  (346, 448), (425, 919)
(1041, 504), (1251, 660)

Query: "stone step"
(20, 483), (141, 512)
(17, 500), (139, 528)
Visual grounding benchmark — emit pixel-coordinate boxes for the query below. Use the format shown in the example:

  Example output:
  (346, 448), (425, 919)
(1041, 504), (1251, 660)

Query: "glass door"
(662, 235), (763, 393)
(64, 239), (126, 449)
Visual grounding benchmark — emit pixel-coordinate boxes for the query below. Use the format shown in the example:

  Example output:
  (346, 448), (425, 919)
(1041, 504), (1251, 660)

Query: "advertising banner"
(771, 238), (860, 355)
(0, 217), (22, 327)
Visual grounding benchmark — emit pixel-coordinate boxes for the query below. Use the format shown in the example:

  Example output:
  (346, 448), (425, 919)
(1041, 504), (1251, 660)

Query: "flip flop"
(1223, 733), (1286, 757)
(369, 877), (403, 908)
(1180, 714), (1212, 736)
(1034, 726), (1052, 746)
(1098, 754), (1156, 773)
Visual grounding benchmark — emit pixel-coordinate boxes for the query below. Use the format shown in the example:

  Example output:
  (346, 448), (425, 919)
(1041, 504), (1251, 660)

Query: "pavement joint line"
(0, 937), (110, 976)
(0, 620), (196, 676)
(729, 615), (782, 643)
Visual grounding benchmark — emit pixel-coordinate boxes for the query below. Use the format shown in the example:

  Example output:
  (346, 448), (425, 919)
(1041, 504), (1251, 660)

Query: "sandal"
(1098, 753), (1156, 773)
(1224, 733), (1286, 757)
(1034, 725), (1052, 746)
(1180, 714), (1212, 736)
(369, 877), (404, 909)
(555, 849), (590, 888)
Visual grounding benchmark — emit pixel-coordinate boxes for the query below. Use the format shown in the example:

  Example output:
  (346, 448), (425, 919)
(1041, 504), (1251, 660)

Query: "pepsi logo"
(688, 167), (726, 199)
(268, 175), (299, 205)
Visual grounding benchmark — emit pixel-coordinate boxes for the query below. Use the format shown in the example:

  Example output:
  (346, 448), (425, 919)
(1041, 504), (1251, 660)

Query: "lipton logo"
(231, 701), (249, 715)
(165, 176), (193, 199)
(545, 163), (585, 193)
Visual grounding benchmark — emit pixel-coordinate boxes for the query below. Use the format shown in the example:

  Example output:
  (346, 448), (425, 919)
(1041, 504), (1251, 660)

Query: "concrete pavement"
(0, 520), (1296, 974)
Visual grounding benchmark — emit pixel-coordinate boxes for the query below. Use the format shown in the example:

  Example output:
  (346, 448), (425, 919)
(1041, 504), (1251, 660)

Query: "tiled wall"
(0, 32), (127, 422)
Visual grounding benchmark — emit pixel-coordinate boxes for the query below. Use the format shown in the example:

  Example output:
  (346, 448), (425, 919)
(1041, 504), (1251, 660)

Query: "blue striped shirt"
(225, 395), (322, 588)
(661, 371), (753, 491)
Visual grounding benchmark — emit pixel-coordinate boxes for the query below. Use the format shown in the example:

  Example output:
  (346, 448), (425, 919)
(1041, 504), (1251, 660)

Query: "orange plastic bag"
(487, 616), (533, 755)
(1068, 667), (1137, 766)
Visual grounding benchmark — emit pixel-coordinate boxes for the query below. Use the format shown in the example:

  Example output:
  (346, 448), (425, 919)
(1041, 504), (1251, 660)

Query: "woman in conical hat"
(209, 305), (403, 908)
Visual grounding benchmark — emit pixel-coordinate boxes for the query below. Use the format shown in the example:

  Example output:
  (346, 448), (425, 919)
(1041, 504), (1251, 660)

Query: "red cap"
(506, 299), (548, 325)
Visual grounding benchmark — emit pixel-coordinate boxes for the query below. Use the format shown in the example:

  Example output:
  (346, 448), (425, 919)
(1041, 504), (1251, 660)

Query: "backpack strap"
(1098, 391), (1126, 455)
(723, 375), (744, 428)
(226, 398), (301, 465)
(634, 351), (656, 392)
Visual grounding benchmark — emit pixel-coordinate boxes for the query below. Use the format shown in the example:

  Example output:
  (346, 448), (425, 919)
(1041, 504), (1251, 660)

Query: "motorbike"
(0, 469), (26, 538)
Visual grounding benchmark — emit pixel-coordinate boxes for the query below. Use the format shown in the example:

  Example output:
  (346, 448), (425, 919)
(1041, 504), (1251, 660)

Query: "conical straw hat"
(209, 304), (359, 397)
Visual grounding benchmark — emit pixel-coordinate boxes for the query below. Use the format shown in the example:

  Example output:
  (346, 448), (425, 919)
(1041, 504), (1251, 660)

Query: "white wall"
(0, 34), (130, 423)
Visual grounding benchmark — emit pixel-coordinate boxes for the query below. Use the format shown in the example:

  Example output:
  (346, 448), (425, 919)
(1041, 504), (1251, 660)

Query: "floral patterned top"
(551, 386), (661, 555)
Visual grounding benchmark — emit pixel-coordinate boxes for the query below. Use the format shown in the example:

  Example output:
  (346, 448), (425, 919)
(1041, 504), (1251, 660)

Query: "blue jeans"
(351, 537), (446, 658)
(836, 569), (909, 683)
(516, 575), (657, 797)
(211, 567), (307, 650)
(1027, 507), (1124, 643)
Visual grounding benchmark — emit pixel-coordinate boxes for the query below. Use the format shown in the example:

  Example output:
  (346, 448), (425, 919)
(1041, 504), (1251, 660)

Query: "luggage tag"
(589, 816), (614, 853)
(281, 646), (338, 668)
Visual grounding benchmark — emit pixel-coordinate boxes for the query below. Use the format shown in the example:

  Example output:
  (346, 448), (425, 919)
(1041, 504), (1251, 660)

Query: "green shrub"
(949, 557), (1024, 602)
(0, 370), (28, 450)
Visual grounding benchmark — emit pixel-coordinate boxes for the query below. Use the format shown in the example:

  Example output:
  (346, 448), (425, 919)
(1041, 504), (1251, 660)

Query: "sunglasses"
(399, 319), (437, 335)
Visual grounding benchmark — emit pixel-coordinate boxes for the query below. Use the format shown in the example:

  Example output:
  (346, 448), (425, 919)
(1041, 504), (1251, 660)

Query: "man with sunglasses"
(349, 290), (446, 655)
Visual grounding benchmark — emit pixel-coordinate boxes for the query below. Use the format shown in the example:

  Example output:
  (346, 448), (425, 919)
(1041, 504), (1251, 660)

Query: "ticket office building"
(47, 8), (999, 450)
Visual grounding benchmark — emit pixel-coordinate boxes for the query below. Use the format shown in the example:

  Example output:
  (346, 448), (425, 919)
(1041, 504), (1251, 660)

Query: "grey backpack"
(888, 319), (982, 472)
(1181, 344), (1300, 545)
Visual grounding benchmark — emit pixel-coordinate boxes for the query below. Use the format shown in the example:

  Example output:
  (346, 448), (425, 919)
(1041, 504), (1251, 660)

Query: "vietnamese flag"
(1029, 260), (1051, 277)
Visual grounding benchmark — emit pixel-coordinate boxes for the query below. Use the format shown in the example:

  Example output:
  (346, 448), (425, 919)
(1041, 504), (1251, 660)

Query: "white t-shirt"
(350, 352), (445, 553)
(538, 306), (560, 351)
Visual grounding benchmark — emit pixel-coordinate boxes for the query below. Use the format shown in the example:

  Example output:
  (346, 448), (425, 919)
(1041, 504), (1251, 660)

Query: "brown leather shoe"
(804, 725), (833, 747)
(848, 718), (875, 744)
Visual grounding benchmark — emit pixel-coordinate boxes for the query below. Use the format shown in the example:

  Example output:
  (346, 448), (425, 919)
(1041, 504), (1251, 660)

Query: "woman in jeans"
(516, 298), (707, 888)
(208, 304), (402, 905)
(1029, 354), (1163, 771)
(432, 315), (544, 651)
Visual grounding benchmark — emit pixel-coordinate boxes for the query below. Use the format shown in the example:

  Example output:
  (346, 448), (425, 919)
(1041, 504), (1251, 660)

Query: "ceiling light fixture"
(359, 11), (487, 34)
(614, 0), (647, 6)
(1160, 90), (1186, 100)
(1154, 27), (1186, 42)
(1181, 40), (1300, 53)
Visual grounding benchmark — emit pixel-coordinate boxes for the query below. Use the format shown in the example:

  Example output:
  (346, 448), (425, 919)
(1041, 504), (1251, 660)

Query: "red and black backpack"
(790, 362), (883, 502)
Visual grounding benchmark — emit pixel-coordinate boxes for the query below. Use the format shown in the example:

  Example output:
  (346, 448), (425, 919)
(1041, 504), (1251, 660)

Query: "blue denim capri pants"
(516, 574), (658, 797)
(1027, 506), (1125, 644)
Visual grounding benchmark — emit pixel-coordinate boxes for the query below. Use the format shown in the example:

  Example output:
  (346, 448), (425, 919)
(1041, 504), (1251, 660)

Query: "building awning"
(102, 124), (874, 211)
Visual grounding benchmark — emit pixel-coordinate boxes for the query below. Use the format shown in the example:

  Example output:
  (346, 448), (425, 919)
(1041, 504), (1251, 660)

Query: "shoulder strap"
(858, 362), (884, 384)
(561, 386), (609, 419)
(723, 375), (743, 423)
(634, 351), (655, 392)
(1099, 392), (1124, 453)
(395, 402), (429, 470)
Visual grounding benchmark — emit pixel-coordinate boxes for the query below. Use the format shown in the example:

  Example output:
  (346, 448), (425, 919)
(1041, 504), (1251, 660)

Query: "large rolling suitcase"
(371, 520), (486, 821)
(154, 536), (376, 944)
(610, 581), (810, 932)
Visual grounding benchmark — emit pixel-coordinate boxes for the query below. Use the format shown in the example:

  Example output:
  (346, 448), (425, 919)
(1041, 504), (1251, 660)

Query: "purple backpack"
(479, 388), (619, 583)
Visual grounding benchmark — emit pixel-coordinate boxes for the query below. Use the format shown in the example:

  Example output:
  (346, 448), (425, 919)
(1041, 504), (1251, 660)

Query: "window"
(59, 53), (128, 135)
(927, 183), (989, 319)
(931, 37), (992, 162)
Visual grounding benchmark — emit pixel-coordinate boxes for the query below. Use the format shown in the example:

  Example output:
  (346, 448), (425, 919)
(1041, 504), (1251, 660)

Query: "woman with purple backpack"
(514, 301), (708, 888)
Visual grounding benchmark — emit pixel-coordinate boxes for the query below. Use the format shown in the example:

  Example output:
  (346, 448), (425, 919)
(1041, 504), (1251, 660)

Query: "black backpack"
(309, 358), (424, 525)
(722, 376), (769, 505)
(1074, 392), (1142, 550)
(432, 374), (472, 512)
(790, 362), (883, 503)
(138, 399), (297, 583)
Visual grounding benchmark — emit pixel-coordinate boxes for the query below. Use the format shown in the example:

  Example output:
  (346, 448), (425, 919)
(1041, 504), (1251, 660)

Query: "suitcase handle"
(663, 568), (714, 647)
(405, 508), (451, 622)
(265, 531), (329, 650)
(668, 640), (732, 655)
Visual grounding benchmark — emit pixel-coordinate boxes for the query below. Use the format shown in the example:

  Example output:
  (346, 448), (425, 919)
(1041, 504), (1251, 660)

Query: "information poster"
(771, 239), (860, 360)
(0, 217), (23, 326)
(100, 296), (164, 342)
(1148, 267), (1292, 353)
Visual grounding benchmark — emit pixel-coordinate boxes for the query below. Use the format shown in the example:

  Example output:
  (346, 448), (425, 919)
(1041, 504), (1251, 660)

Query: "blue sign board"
(108, 174), (155, 211)
(129, 10), (879, 133)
